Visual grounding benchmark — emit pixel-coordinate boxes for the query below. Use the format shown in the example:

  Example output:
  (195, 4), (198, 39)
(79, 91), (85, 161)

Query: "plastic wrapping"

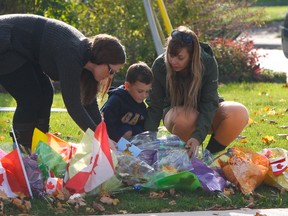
(259, 148), (288, 190)
(115, 153), (155, 185)
(217, 147), (270, 194)
(188, 158), (226, 192)
(142, 171), (201, 191)
(36, 141), (67, 179)
(23, 154), (44, 197)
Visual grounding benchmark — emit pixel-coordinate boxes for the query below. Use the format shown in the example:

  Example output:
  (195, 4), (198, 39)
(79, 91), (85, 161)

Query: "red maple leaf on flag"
(89, 154), (99, 175)
(47, 181), (55, 190)
(277, 163), (284, 169)
(0, 173), (4, 186)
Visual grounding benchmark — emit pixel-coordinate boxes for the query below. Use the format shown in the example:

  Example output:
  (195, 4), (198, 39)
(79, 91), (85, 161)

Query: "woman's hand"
(185, 137), (200, 159)
(108, 138), (117, 152)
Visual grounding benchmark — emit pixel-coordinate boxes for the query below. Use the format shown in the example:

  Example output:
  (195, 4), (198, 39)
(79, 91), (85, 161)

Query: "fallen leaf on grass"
(99, 196), (119, 206)
(261, 136), (276, 145)
(11, 197), (31, 212)
(245, 196), (255, 208)
(240, 138), (248, 143)
(207, 204), (235, 210)
(169, 200), (176, 205)
(0, 136), (5, 141)
(223, 187), (235, 196)
(0, 200), (4, 215)
(85, 207), (95, 214)
(149, 191), (166, 198)
(160, 208), (171, 212)
(261, 119), (277, 124)
(92, 201), (105, 211)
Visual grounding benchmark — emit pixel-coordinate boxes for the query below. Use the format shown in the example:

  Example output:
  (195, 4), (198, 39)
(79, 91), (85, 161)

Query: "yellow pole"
(157, 0), (173, 35)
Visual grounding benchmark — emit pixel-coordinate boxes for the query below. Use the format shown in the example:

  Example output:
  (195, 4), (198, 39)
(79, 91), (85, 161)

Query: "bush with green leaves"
(209, 37), (286, 83)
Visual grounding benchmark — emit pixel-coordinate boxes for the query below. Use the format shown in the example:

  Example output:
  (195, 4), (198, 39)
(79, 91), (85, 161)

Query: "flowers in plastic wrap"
(115, 153), (155, 186)
(217, 146), (270, 194)
(259, 148), (288, 190)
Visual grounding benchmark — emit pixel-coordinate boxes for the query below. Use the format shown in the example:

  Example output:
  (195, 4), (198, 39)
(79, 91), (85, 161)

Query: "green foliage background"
(0, 0), (269, 81)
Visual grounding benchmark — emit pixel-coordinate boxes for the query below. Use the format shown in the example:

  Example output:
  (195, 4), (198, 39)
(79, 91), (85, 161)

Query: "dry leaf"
(112, 198), (120, 206)
(11, 198), (31, 212)
(223, 187), (235, 196)
(245, 196), (255, 208)
(160, 208), (171, 212)
(85, 207), (95, 214)
(240, 138), (248, 143)
(169, 188), (176, 196)
(92, 201), (105, 211)
(0, 200), (4, 215)
(100, 196), (114, 205)
(169, 200), (176, 205)
(118, 210), (128, 214)
(261, 136), (276, 145)
(0, 136), (5, 141)
(67, 197), (86, 207)
(149, 191), (166, 198)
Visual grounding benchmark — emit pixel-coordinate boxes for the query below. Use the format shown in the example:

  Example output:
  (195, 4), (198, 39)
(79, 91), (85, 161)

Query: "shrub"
(258, 69), (287, 83)
(209, 37), (264, 83)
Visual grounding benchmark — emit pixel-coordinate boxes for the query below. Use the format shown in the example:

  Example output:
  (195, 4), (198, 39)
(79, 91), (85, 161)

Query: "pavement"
(111, 208), (288, 216)
(241, 22), (288, 82)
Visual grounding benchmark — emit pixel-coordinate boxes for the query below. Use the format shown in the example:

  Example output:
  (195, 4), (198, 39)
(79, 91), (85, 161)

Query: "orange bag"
(218, 147), (270, 194)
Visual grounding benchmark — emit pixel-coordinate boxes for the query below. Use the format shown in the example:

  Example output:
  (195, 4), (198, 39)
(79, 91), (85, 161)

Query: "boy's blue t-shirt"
(101, 85), (147, 142)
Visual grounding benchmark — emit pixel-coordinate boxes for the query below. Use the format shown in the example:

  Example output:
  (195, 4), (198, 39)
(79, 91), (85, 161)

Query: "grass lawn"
(0, 82), (288, 215)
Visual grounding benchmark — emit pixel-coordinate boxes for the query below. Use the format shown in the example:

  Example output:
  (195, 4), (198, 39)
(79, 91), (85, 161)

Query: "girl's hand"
(185, 137), (200, 159)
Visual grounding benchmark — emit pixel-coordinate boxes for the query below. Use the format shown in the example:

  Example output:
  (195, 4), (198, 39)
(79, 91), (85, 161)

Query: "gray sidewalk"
(111, 208), (288, 216)
(239, 22), (288, 82)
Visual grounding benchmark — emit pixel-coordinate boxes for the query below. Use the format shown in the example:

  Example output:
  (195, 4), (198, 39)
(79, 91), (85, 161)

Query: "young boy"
(101, 62), (153, 142)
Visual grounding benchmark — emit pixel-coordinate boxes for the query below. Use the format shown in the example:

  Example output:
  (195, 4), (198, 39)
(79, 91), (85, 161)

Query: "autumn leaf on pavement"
(262, 135), (276, 145)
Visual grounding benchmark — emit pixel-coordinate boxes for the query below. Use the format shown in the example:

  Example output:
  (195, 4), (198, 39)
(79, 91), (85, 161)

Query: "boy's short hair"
(125, 61), (153, 84)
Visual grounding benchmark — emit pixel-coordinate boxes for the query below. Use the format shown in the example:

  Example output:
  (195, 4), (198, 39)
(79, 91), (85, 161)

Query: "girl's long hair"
(80, 34), (126, 105)
(165, 26), (203, 111)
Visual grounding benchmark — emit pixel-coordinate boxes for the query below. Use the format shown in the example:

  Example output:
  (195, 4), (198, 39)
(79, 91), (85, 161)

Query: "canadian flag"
(0, 149), (31, 198)
(270, 157), (288, 176)
(45, 177), (63, 194)
(64, 121), (115, 194)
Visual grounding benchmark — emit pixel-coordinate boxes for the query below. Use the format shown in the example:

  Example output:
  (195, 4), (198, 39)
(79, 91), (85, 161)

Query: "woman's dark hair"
(81, 34), (126, 105)
(90, 34), (126, 64)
